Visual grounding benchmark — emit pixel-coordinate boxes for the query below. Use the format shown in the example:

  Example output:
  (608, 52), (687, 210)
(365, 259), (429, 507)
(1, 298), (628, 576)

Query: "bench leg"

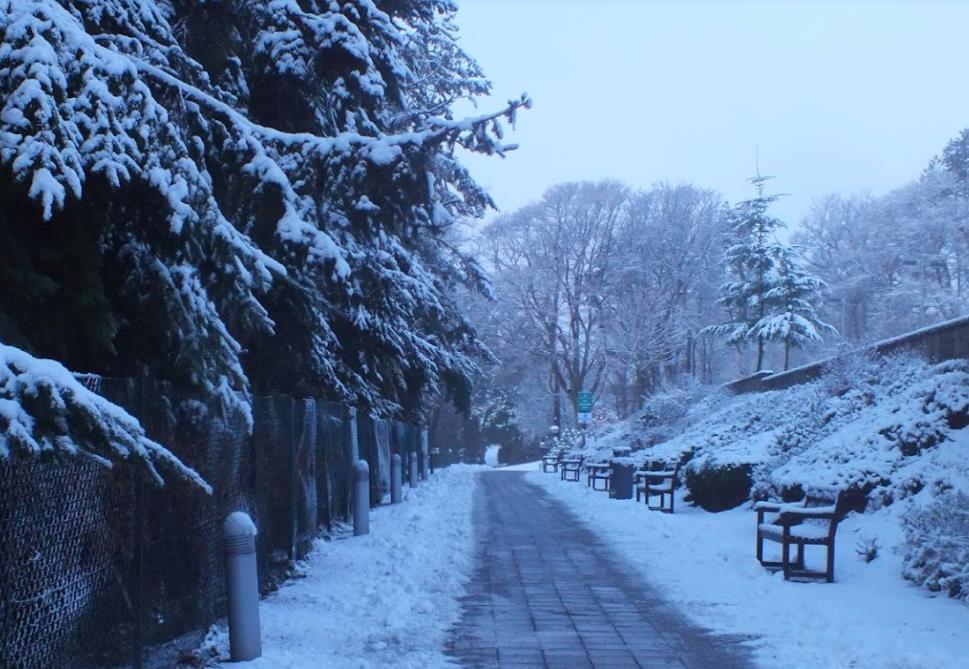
(782, 540), (791, 580)
(826, 541), (835, 583)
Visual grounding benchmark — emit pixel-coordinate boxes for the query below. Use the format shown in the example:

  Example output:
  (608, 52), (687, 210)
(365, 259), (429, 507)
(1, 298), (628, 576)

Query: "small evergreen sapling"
(704, 175), (786, 372)
(751, 243), (836, 370)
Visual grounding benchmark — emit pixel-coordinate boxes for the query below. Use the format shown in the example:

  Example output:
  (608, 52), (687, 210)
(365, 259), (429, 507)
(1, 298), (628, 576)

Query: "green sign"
(577, 390), (594, 413)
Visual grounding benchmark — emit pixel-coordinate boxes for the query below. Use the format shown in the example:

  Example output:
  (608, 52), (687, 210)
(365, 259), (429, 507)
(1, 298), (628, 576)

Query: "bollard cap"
(354, 459), (370, 480)
(224, 511), (258, 539)
(391, 453), (402, 463)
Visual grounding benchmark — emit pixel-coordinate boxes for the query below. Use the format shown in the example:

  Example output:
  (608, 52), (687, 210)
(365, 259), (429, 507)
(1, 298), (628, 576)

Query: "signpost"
(577, 390), (593, 426)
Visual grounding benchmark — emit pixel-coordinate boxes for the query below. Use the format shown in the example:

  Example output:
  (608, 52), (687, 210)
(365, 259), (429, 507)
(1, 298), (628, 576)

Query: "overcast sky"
(454, 0), (969, 226)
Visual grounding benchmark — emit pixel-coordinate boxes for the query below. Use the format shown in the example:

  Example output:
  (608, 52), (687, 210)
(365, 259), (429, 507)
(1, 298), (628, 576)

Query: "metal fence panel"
(0, 380), (417, 668)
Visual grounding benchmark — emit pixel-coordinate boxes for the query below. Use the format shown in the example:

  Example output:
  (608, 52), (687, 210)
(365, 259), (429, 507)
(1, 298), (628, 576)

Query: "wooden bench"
(586, 462), (611, 491)
(541, 453), (561, 473)
(754, 496), (847, 582)
(560, 457), (583, 482)
(634, 462), (680, 513)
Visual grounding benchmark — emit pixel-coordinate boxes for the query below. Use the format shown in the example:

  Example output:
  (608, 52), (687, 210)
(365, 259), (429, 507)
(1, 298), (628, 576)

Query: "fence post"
(344, 406), (358, 520)
(409, 446), (419, 489)
(223, 512), (261, 661)
(288, 399), (298, 562)
(132, 475), (144, 669)
(420, 428), (430, 480)
(391, 454), (402, 503)
(345, 406), (359, 462)
(353, 460), (370, 536)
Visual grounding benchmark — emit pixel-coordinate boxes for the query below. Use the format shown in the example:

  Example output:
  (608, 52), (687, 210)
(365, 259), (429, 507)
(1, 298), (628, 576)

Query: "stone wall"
(725, 314), (969, 395)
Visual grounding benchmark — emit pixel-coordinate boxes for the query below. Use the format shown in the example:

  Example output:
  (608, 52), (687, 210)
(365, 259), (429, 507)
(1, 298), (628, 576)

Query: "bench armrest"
(634, 470), (677, 480)
(752, 501), (786, 512)
(778, 505), (837, 521)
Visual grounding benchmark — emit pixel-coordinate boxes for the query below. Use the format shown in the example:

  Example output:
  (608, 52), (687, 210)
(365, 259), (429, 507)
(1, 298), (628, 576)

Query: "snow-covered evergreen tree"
(0, 0), (527, 450)
(705, 175), (784, 372)
(751, 243), (835, 370)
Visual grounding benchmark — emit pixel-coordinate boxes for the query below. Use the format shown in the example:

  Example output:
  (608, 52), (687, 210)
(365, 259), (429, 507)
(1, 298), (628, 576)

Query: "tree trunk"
(551, 386), (561, 430)
(754, 339), (765, 372)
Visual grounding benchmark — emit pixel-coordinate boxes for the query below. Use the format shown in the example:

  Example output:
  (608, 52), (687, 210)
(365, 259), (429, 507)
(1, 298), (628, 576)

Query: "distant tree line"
(460, 128), (969, 451)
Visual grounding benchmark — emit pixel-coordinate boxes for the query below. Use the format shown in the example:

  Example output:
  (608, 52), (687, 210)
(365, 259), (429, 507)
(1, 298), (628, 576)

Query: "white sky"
(454, 0), (969, 225)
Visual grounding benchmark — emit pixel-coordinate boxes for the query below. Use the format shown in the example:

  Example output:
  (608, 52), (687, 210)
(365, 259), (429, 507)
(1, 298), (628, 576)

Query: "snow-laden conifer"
(0, 0), (526, 478)
(704, 175), (785, 371)
(751, 243), (836, 370)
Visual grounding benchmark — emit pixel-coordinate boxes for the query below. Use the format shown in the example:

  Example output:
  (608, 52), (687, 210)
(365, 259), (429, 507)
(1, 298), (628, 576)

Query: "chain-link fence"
(0, 377), (424, 669)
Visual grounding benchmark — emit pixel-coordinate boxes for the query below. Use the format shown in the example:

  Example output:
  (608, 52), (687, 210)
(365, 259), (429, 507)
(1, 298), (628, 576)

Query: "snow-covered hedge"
(0, 343), (208, 490)
(763, 355), (969, 506)
(586, 352), (969, 512)
(902, 491), (969, 602)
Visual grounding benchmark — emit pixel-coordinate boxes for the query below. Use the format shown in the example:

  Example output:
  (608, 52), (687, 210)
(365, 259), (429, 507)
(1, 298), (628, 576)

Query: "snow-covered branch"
(0, 343), (210, 491)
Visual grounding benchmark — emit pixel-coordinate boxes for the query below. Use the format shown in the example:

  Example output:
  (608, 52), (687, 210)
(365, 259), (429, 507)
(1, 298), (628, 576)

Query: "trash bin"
(609, 462), (634, 500)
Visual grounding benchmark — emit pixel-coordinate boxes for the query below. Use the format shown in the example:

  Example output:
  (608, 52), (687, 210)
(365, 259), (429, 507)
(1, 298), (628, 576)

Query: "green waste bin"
(610, 462), (634, 500)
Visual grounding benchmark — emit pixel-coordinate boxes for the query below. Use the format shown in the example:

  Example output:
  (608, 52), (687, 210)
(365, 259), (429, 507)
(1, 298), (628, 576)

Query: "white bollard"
(420, 429), (430, 480)
(223, 512), (261, 662)
(391, 453), (403, 504)
(353, 459), (370, 536)
(409, 452), (419, 489)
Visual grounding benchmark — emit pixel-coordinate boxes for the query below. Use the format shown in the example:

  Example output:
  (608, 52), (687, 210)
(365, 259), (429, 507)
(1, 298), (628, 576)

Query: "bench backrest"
(802, 494), (851, 539)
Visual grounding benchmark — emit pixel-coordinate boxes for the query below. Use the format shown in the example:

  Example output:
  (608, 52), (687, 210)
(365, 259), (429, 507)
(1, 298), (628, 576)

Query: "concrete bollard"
(353, 459), (370, 536)
(391, 453), (403, 504)
(223, 512), (261, 662)
(430, 447), (439, 475)
(420, 429), (430, 480)
(409, 452), (419, 489)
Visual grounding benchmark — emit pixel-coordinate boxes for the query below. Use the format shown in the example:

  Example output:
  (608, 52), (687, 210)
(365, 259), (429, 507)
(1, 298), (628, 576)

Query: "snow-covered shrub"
(856, 536), (880, 563)
(902, 491), (969, 602)
(638, 384), (713, 446)
(640, 387), (692, 427)
(684, 461), (753, 511)
(818, 347), (884, 398)
(761, 355), (969, 506)
(547, 427), (585, 456)
(877, 359), (969, 455)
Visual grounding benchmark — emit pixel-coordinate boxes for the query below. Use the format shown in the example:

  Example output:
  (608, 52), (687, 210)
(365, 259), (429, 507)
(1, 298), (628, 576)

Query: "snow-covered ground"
(528, 456), (969, 669)
(202, 466), (482, 669)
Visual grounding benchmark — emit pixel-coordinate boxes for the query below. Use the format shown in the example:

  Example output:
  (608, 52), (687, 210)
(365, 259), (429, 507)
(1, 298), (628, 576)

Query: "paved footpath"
(447, 471), (754, 669)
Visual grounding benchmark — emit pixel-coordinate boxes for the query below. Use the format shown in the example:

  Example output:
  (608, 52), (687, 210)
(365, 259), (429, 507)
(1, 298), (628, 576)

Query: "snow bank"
(203, 466), (483, 668)
(530, 467), (969, 669)
(580, 354), (969, 513)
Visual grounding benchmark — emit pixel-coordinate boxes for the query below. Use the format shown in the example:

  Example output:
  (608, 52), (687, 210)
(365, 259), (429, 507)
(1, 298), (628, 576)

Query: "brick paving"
(447, 471), (754, 669)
